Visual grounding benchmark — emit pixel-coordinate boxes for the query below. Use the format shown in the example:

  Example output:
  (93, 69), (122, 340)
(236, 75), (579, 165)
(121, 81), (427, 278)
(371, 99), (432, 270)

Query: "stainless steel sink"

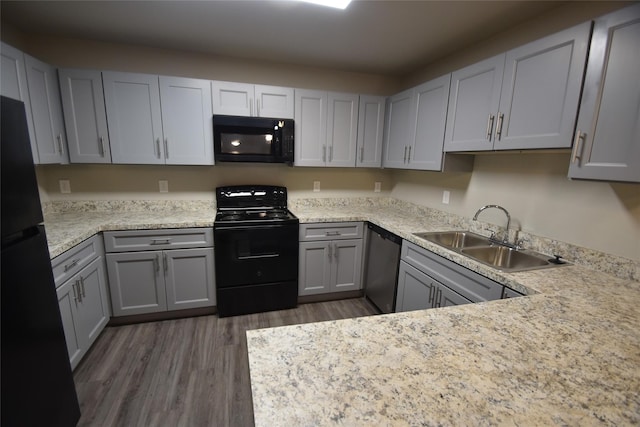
(413, 230), (490, 250)
(413, 230), (568, 273)
(461, 245), (551, 272)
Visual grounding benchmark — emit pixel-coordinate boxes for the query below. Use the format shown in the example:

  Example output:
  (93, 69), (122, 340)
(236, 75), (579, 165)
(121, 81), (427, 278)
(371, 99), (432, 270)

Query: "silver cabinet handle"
(325, 231), (341, 236)
(403, 146), (408, 163)
(155, 138), (161, 158)
(327, 244), (332, 260)
(572, 130), (585, 164)
(428, 284), (434, 305)
(79, 276), (86, 299)
(150, 238), (171, 245)
(495, 113), (504, 141)
(164, 138), (169, 159)
(64, 259), (79, 272)
(72, 281), (79, 306)
(256, 99), (260, 117)
(333, 243), (338, 260)
(329, 146), (333, 162)
(99, 136), (106, 157)
(322, 145), (327, 163)
(57, 134), (64, 155)
(154, 255), (160, 273)
(435, 288), (442, 308)
(486, 114), (495, 140)
(407, 145), (412, 163)
(163, 252), (168, 273)
(359, 146), (364, 163)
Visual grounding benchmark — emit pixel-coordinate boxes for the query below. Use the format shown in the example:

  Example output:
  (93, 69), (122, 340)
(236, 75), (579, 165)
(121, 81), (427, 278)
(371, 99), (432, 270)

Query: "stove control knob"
(256, 270), (262, 277)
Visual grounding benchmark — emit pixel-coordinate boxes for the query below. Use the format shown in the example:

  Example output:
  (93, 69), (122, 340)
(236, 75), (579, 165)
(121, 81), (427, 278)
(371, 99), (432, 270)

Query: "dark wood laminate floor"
(73, 298), (379, 427)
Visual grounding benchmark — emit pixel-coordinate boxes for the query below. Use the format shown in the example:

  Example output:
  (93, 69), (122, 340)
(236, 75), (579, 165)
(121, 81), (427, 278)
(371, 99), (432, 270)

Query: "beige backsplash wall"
(390, 153), (639, 261)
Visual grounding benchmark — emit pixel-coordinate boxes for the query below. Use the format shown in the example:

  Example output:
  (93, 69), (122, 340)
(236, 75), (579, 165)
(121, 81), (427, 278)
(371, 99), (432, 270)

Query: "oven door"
(214, 223), (298, 287)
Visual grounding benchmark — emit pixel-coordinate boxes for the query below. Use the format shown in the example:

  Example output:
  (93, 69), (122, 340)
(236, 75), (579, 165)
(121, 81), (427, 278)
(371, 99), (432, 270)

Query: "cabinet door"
(294, 89), (327, 166)
(1, 42), (38, 162)
(103, 71), (164, 164)
(164, 248), (216, 310)
(331, 239), (363, 292)
(410, 74), (451, 170)
(211, 81), (253, 116)
(494, 22), (591, 150)
(106, 251), (167, 316)
(326, 92), (358, 167)
(356, 95), (385, 168)
(299, 241), (332, 296)
(159, 76), (214, 165)
(75, 257), (110, 350)
(435, 283), (472, 308)
(58, 69), (111, 163)
(569, 3), (640, 183)
(255, 84), (294, 119)
(444, 54), (504, 152)
(24, 54), (69, 164)
(56, 279), (83, 370)
(395, 261), (435, 312)
(382, 88), (413, 169)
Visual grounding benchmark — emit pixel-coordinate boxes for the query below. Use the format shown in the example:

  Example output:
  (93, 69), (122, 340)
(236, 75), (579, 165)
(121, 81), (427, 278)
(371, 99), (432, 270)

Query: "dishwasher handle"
(367, 222), (402, 245)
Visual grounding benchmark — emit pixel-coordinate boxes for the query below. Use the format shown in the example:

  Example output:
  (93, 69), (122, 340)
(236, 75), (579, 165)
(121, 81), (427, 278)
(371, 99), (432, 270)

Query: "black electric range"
(214, 185), (299, 317)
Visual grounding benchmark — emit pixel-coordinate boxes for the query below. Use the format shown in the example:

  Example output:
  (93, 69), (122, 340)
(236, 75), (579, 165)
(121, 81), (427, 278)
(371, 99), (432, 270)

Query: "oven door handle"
(237, 253), (280, 260)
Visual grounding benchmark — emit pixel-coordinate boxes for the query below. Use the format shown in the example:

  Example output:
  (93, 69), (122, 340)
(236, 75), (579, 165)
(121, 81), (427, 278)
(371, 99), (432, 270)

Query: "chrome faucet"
(473, 205), (511, 245)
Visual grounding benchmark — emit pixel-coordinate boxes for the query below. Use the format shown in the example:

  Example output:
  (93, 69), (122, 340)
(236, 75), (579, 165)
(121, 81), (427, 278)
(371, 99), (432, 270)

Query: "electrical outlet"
(159, 180), (169, 193)
(374, 182), (381, 193)
(442, 190), (450, 204)
(59, 180), (71, 194)
(313, 181), (320, 192)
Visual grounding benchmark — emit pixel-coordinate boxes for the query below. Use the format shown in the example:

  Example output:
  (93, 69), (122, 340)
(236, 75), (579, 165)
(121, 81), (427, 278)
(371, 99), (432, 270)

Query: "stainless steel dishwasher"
(364, 223), (401, 313)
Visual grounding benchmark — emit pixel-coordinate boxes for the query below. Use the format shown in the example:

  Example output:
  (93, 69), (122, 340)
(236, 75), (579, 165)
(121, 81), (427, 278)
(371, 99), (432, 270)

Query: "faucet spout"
(473, 205), (511, 244)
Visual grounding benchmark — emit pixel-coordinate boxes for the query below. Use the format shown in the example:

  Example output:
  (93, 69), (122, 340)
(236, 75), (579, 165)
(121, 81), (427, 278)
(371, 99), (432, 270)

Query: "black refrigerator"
(1, 96), (81, 426)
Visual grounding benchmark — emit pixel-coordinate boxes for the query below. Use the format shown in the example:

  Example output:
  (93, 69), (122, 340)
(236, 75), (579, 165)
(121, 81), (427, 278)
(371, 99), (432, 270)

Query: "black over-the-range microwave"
(213, 115), (294, 165)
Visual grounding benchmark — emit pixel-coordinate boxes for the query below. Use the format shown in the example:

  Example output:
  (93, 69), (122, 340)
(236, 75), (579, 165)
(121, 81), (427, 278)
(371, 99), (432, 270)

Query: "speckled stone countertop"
(43, 199), (640, 425)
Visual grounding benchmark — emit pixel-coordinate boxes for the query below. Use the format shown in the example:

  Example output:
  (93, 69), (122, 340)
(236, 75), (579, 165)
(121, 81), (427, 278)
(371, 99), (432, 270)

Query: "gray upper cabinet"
(104, 71), (214, 165)
(24, 54), (69, 164)
(294, 89), (359, 167)
(1, 42), (38, 162)
(58, 68), (112, 163)
(355, 95), (385, 168)
(103, 71), (164, 164)
(159, 76), (214, 165)
(568, 4), (640, 183)
(383, 74), (454, 171)
(211, 81), (294, 119)
(445, 22), (591, 152)
(382, 88), (413, 169)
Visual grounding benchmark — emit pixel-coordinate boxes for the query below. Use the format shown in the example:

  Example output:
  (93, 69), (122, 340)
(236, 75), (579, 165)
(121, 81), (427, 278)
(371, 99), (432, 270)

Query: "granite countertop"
(43, 200), (640, 425)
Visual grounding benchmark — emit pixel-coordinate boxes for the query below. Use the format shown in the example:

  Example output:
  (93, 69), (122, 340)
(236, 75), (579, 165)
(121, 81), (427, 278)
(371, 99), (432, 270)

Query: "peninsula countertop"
(43, 200), (640, 425)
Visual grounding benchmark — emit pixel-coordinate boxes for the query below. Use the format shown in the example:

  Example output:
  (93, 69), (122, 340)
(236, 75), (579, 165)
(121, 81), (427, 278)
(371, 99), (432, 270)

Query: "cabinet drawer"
(104, 228), (213, 253)
(52, 234), (103, 288)
(401, 240), (502, 302)
(299, 222), (363, 241)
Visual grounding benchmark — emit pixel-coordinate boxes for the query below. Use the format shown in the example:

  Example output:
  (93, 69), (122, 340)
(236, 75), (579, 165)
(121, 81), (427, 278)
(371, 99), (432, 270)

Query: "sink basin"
(461, 245), (552, 272)
(413, 230), (568, 272)
(413, 230), (490, 250)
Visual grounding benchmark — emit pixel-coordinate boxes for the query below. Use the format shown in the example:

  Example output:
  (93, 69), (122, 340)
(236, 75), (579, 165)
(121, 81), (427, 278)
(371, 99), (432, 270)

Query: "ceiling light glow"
(297, 0), (352, 10)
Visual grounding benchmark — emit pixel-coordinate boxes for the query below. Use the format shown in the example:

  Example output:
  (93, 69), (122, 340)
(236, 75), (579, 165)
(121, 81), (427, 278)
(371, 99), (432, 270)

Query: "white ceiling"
(1, 0), (568, 76)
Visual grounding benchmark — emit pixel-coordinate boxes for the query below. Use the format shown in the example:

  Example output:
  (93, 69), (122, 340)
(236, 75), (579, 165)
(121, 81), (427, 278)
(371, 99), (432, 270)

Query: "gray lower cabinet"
(396, 240), (503, 312)
(53, 235), (110, 370)
(104, 228), (215, 316)
(568, 3), (640, 183)
(299, 222), (364, 296)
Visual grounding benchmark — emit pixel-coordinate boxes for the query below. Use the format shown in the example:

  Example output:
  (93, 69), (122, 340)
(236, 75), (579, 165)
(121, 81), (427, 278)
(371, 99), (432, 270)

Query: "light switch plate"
(59, 180), (71, 194)
(159, 180), (169, 193)
(374, 182), (381, 193)
(442, 190), (450, 204)
(313, 181), (320, 192)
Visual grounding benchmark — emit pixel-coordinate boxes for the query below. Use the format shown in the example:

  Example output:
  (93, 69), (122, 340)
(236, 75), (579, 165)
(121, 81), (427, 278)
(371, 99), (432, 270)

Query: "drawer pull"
(64, 259), (79, 272)
(150, 238), (172, 245)
(325, 231), (341, 236)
